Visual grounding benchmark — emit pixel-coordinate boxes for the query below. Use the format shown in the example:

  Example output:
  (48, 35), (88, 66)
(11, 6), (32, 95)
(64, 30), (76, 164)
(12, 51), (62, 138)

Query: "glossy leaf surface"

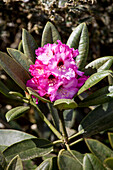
(22, 29), (38, 62)
(41, 22), (61, 47)
(0, 52), (31, 90)
(67, 23), (89, 70)
(79, 100), (113, 137)
(85, 138), (113, 162)
(3, 138), (53, 162)
(7, 48), (33, 72)
(0, 129), (36, 152)
(6, 106), (30, 122)
(83, 153), (106, 170)
(53, 99), (78, 111)
(58, 149), (83, 170)
(77, 70), (113, 95)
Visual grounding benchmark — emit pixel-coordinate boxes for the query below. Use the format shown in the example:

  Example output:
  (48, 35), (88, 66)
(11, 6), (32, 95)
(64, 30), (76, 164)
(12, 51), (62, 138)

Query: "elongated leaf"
(79, 86), (113, 107)
(36, 157), (57, 170)
(108, 133), (113, 149)
(3, 139), (53, 162)
(53, 99), (78, 111)
(22, 29), (38, 62)
(6, 155), (23, 170)
(48, 103), (59, 129)
(67, 23), (89, 70)
(104, 157), (113, 170)
(41, 22), (61, 47)
(18, 41), (23, 52)
(85, 56), (113, 70)
(78, 100), (113, 137)
(6, 106), (30, 122)
(85, 138), (113, 162)
(97, 59), (113, 72)
(27, 87), (51, 103)
(7, 48), (33, 72)
(83, 153), (106, 170)
(0, 52), (31, 90)
(0, 81), (24, 100)
(58, 149), (83, 170)
(0, 80), (10, 97)
(9, 91), (24, 98)
(77, 70), (113, 95)
(0, 129), (36, 152)
(80, 86), (110, 102)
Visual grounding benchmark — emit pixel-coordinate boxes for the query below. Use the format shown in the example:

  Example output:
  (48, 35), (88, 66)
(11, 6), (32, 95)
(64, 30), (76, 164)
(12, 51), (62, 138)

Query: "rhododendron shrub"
(1, 22), (113, 170)
(26, 40), (88, 102)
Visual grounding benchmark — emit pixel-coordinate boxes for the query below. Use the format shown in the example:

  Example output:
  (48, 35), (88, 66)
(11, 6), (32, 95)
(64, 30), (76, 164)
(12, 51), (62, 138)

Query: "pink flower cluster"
(26, 40), (87, 102)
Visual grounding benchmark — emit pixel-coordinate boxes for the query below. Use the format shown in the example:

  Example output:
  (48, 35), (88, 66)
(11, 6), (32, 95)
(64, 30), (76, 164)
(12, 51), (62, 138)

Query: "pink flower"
(26, 40), (88, 102)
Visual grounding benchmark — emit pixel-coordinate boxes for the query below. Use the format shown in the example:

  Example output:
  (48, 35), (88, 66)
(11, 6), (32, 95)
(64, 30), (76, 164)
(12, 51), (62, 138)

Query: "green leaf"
(58, 149), (83, 170)
(48, 103), (59, 129)
(0, 80), (10, 97)
(6, 155), (23, 170)
(83, 153), (106, 170)
(63, 109), (77, 128)
(67, 23), (89, 70)
(108, 133), (113, 149)
(0, 81), (24, 100)
(85, 138), (113, 162)
(7, 48), (33, 72)
(0, 129), (36, 152)
(18, 41), (23, 53)
(0, 152), (7, 170)
(3, 138), (53, 162)
(97, 59), (113, 72)
(41, 22), (61, 47)
(77, 70), (113, 95)
(6, 106), (30, 122)
(27, 87), (52, 103)
(9, 91), (24, 98)
(104, 157), (113, 170)
(23, 160), (37, 170)
(36, 157), (57, 170)
(53, 99), (78, 111)
(78, 100), (113, 137)
(79, 86), (113, 107)
(0, 52), (31, 90)
(22, 29), (38, 62)
(85, 56), (113, 71)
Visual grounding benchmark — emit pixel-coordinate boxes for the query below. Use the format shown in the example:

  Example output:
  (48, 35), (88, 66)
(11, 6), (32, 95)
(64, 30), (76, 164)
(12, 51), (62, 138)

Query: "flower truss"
(26, 40), (88, 102)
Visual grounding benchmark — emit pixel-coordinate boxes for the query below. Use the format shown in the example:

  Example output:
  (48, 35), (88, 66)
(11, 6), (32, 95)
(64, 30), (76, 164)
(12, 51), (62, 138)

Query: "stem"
(68, 129), (84, 141)
(58, 110), (68, 143)
(69, 138), (83, 147)
(30, 100), (63, 140)
(66, 144), (83, 166)
(52, 139), (62, 145)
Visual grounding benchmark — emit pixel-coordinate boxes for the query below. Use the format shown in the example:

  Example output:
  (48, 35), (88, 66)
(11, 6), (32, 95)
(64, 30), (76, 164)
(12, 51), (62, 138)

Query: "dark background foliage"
(0, 0), (113, 161)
